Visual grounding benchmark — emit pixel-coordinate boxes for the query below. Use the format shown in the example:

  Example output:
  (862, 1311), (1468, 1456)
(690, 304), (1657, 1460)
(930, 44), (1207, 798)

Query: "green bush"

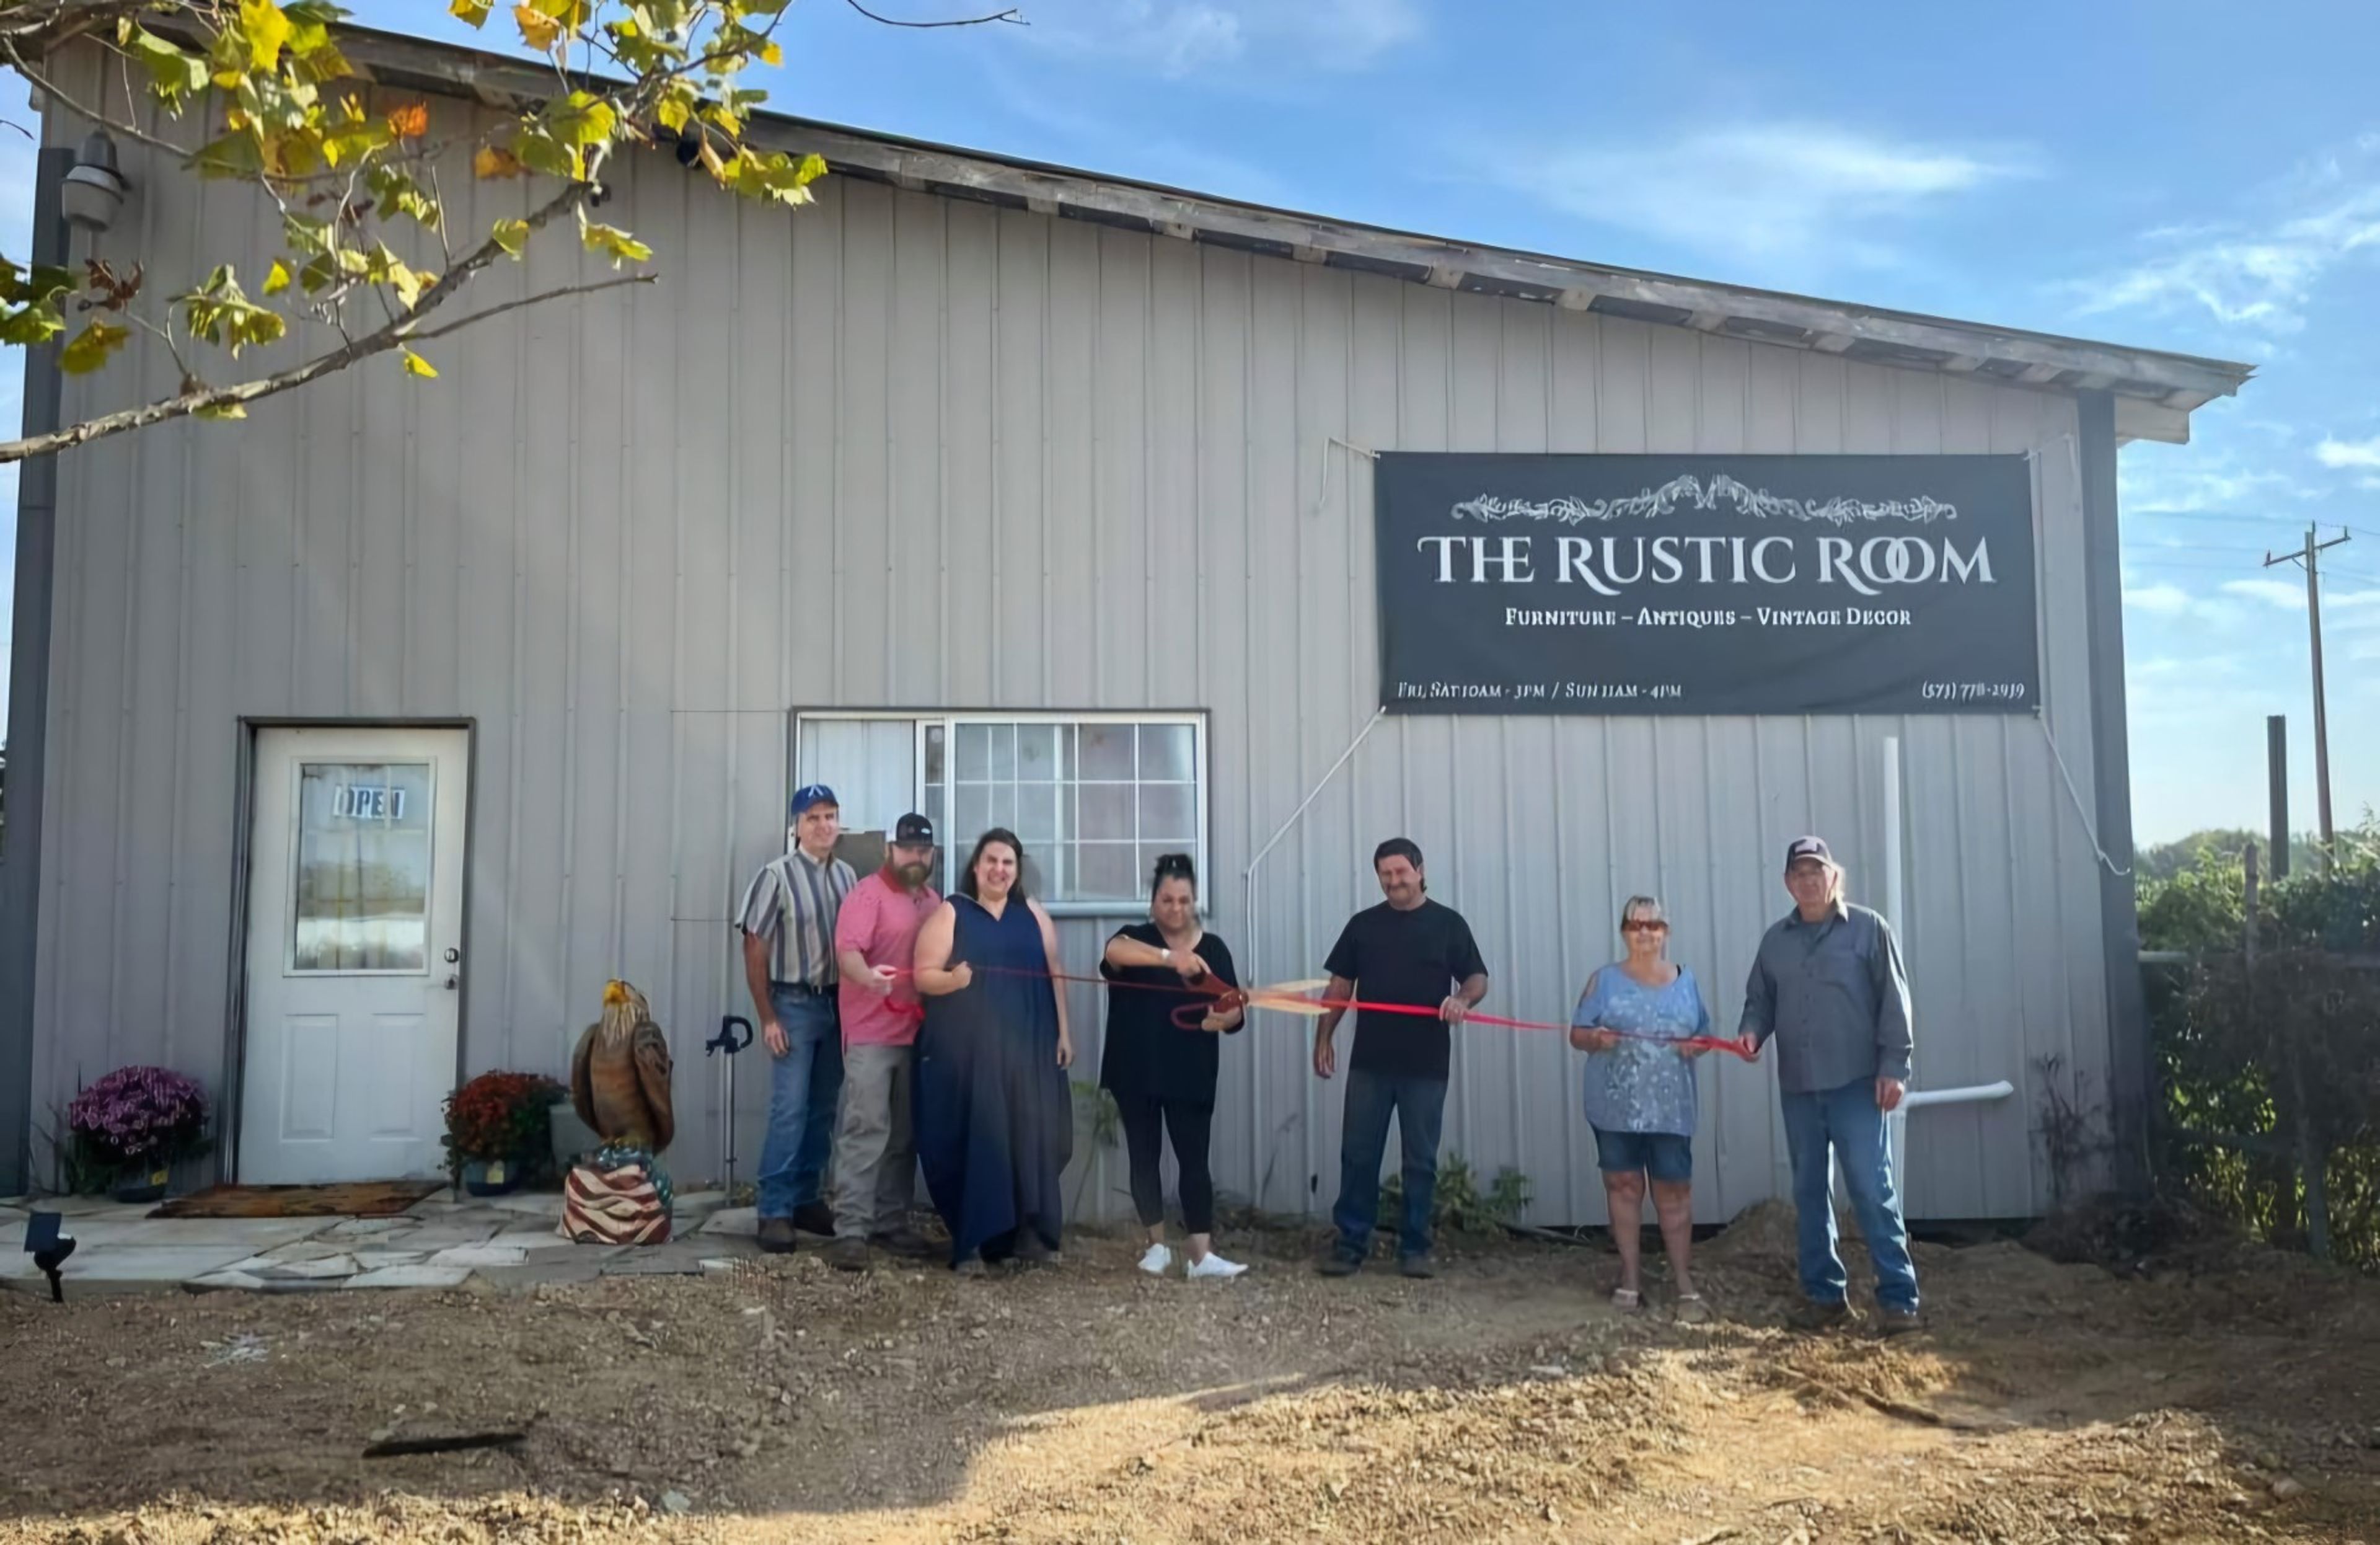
(2138, 820), (2380, 1269)
(1375, 1150), (1533, 1241)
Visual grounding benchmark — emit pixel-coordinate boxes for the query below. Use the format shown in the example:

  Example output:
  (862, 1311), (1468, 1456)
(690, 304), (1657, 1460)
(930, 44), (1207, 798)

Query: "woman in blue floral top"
(1570, 894), (1716, 1321)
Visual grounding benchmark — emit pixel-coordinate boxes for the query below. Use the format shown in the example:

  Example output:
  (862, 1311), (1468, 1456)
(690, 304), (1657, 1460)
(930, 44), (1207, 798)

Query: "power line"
(2133, 510), (2380, 544)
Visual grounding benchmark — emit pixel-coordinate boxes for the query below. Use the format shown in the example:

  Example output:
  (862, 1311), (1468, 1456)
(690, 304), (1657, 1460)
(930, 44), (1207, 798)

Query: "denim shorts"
(1592, 1127), (1693, 1184)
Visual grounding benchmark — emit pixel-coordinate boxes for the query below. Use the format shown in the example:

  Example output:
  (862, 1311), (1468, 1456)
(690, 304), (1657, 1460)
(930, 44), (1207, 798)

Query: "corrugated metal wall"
(29, 67), (2110, 1222)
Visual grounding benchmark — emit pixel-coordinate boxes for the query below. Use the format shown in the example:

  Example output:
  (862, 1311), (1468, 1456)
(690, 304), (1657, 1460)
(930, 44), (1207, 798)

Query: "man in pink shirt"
(825, 812), (942, 1269)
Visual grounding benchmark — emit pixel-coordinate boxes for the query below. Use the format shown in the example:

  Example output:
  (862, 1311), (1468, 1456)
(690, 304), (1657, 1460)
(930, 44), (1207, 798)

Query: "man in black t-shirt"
(1313, 836), (1489, 1277)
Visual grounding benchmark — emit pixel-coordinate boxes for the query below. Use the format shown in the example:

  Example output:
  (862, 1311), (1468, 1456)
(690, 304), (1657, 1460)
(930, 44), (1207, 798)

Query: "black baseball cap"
(892, 812), (937, 848)
(1784, 836), (1834, 869)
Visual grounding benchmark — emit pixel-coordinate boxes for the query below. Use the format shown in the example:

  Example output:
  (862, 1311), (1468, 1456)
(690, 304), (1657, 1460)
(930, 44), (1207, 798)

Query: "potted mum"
(66, 1066), (213, 1202)
(441, 1071), (568, 1195)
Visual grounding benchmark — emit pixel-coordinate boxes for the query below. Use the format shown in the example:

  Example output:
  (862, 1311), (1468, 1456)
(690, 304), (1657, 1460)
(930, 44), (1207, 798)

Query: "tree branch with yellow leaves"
(0, 0), (850, 466)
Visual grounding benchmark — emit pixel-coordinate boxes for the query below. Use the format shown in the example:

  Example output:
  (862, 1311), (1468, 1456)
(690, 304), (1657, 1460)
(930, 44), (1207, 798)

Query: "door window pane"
(291, 762), (433, 973)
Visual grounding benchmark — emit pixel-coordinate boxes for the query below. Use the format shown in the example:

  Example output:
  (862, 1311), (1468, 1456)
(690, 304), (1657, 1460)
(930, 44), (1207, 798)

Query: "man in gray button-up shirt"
(1737, 836), (1922, 1332)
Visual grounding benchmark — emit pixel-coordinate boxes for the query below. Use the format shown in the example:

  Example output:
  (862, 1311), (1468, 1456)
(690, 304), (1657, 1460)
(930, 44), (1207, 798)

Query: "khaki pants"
(832, 1041), (917, 1239)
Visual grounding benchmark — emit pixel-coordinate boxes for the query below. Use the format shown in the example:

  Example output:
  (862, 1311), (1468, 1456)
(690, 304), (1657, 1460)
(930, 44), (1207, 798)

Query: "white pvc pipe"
(1880, 735), (1904, 936)
(1882, 1079), (2016, 1205)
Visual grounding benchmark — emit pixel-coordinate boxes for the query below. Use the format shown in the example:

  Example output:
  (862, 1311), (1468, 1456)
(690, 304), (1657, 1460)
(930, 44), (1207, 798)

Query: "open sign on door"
(332, 785), (408, 821)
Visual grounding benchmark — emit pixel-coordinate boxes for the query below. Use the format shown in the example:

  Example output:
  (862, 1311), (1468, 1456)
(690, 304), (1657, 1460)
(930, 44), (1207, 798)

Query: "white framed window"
(790, 711), (1207, 916)
(922, 714), (1207, 915)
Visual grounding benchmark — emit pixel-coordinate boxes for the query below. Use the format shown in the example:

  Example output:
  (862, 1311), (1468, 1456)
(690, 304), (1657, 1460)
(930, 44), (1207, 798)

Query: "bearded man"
(822, 812), (943, 1270)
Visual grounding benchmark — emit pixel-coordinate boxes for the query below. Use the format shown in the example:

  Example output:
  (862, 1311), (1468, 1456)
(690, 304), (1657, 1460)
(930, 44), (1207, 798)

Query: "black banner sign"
(1373, 453), (2039, 716)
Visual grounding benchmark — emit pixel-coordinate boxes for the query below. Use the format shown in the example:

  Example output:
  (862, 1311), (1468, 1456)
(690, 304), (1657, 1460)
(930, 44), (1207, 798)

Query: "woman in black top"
(1099, 853), (1247, 1278)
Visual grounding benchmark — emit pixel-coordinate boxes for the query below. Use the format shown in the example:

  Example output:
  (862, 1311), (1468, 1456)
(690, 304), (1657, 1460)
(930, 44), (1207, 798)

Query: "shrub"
(1377, 1151), (1533, 1241)
(64, 1066), (212, 1190)
(441, 1071), (568, 1182)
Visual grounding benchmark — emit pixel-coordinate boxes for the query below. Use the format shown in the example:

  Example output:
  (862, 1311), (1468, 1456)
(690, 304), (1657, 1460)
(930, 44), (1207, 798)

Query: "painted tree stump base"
(561, 1154), (673, 1246)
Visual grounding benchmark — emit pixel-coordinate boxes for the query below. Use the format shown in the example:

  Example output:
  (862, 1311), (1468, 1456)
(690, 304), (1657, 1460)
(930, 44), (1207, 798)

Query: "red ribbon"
(860, 963), (1753, 1060)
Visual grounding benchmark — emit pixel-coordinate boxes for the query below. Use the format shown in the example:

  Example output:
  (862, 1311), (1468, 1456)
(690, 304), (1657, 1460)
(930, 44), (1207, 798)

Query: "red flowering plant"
(65, 1066), (213, 1191)
(441, 1071), (568, 1184)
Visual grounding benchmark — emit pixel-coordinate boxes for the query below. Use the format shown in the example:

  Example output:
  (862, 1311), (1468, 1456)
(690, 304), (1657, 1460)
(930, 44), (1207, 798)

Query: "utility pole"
(2264, 526), (2352, 868)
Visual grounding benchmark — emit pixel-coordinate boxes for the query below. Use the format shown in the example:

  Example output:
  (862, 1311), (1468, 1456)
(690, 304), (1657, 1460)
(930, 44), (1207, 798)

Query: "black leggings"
(1114, 1093), (1215, 1235)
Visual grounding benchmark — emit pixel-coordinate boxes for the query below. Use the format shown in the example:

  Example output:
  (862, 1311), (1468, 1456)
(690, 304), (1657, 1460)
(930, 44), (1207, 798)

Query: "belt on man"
(775, 980), (836, 996)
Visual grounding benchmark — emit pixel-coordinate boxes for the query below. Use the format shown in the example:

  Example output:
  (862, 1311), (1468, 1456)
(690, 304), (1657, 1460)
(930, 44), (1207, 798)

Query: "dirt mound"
(1700, 1197), (1800, 1264)
(2023, 1190), (2237, 1271)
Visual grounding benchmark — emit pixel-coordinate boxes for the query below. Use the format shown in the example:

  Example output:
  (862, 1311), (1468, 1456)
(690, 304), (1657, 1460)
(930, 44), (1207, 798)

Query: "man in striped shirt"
(737, 783), (857, 1254)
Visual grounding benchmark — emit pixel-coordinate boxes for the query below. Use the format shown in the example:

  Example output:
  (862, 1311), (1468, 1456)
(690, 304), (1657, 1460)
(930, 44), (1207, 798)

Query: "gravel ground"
(3, 1202), (2376, 1543)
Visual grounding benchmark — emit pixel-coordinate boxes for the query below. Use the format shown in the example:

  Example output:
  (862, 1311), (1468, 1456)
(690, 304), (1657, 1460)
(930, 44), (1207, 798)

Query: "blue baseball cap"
(790, 784), (838, 818)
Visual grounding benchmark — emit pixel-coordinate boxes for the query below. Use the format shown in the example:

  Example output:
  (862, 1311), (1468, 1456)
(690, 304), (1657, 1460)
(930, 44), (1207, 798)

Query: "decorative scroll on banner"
(1372, 453), (2040, 716)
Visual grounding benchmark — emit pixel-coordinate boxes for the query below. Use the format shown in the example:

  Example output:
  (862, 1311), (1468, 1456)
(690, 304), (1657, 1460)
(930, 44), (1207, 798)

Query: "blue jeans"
(1332, 1069), (1448, 1260)
(756, 985), (845, 1220)
(1780, 1077), (1919, 1312)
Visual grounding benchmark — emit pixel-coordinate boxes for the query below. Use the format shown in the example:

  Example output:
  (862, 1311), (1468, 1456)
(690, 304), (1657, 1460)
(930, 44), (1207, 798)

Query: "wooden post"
(2267, 715), (2290, 881)
(2249, 841), (2332, 1260)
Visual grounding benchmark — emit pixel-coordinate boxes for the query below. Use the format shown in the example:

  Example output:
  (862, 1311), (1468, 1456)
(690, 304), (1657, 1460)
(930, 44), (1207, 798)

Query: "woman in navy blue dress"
(912, 828), (1076, 1273)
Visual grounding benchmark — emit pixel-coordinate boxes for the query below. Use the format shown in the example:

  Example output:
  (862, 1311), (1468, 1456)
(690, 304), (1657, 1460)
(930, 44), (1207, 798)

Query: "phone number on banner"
(1918, 681), (2030, 704)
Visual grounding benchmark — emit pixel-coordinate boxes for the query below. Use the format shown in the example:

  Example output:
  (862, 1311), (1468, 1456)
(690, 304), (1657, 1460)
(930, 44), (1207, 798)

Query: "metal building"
(1, 28), (2253, 1221)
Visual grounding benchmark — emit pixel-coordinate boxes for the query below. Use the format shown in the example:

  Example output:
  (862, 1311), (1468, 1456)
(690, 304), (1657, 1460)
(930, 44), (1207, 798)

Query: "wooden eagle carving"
(570, 979), (675, 1154)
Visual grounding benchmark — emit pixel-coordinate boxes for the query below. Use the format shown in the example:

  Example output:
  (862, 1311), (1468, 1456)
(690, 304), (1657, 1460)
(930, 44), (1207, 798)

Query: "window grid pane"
(924, 718), (1197, 905)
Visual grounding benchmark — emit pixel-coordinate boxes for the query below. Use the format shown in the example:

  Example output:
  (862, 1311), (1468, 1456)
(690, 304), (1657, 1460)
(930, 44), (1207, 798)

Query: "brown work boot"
(1791, 1297), (1859, 1331)
(870, 1228), (936, 1260)
(792, 1201), (837, 1236)
(824, 1235), (870, 1272)
(757, 1216), (798, 1255)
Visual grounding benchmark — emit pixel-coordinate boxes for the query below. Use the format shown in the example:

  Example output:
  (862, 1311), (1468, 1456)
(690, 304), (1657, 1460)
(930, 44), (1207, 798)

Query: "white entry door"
(239, 727), (469, 1183)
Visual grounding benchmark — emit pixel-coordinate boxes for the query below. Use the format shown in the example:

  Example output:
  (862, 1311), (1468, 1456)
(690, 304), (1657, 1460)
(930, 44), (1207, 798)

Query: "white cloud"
(2315, 434), (2380, 469)
(2119, 461), (2296, 515)
(1492, 124), (2029, 261)
(2069, 138), (2380, 334)
(2125, 583), (2197, 616)
(2221, 577), (2308, 610)
(1021, 0), (1420, 77)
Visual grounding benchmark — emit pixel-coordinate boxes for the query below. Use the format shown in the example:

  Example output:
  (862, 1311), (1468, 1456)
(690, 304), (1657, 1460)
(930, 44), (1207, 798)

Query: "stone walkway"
(0, 1190), (769, 1295)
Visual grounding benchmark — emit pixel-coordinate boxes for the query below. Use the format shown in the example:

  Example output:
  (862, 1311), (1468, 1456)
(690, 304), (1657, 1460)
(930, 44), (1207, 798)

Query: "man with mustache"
(824, 812), (943, 1269)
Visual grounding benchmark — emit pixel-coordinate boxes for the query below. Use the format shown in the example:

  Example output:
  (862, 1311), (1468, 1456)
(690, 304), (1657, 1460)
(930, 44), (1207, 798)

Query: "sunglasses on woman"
(1624, 919), (1669, 933)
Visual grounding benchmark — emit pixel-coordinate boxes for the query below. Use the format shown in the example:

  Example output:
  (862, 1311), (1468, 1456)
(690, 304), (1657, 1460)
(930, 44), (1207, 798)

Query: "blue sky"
(6, 0), (2380, 844)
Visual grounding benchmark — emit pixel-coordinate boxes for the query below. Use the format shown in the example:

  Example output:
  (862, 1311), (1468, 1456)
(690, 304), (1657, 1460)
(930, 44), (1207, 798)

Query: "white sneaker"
(1137, 1242), (1175, 1275)
(1186, 1251), (1247, 1279)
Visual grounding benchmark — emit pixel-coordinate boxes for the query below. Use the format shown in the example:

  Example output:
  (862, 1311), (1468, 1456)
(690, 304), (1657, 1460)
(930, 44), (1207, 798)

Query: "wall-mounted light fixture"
(60, 130), (128, 234)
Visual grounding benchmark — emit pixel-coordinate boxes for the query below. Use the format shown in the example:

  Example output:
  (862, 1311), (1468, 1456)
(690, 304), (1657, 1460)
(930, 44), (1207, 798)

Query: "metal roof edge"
(129, 21), (2261, 425)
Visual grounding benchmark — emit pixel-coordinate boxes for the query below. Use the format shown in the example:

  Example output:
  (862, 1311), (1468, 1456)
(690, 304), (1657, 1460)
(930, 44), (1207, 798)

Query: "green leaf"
(513, 126), (581, 182)
(188, 130), (268, 180)
(194, 400), (250, 421)
(298, 254), (340, 294)
(126, 27), (210, 105)
(368, 165), (441, 228)
(263, 259), (293, 295)
(580, 220), (653, 268)
(451, 0), (495, 24)
(241, 0), (294, 74)
(400, 345), (439, 379)
(282, 213), (334, 255)
(0, 306), (64, 347)
(60, 319), (131, 375)
(549, 91), (618, 149)
(491, 218), (530, 257)
(180, 267), (288, 356)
